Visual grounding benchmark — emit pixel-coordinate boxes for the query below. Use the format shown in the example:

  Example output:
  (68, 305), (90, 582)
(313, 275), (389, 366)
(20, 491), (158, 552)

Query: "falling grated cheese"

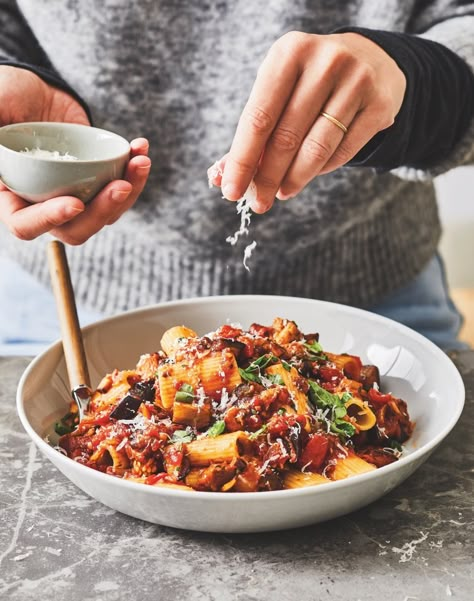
(242, 240), (257, 271)
(226, 197), (252, 245)
(208, 160), (258, 271)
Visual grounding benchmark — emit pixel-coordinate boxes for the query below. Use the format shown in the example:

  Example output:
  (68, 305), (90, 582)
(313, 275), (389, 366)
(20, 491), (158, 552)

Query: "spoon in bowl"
(47, 239), (92, 422)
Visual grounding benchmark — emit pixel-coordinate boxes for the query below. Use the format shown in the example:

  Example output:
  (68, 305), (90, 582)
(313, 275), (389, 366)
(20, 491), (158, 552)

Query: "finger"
(318, 108), (393, 175)
(221, 41), (300, 202)
(49, 180), (133, 244)
(0, 189), (84, 240)
(250, 69), (334, 212)
(277, 92), (360, 200)
(130, 137), (149, 157)
(51, 152), (152, 242)
(106, 154), (151, 224)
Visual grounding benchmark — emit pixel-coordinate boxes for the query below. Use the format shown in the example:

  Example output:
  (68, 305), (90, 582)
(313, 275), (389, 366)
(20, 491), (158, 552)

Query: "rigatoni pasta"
(57, 317), (413, 492)
(160, 325), (197, 357)
(158, 349), (241, 409)
(281, 469), (330, 488)
(186, 431), (249, 466)
(331, 455), (377, 480)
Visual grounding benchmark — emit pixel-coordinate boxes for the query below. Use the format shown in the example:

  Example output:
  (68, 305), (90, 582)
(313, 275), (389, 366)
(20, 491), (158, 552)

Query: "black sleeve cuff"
(333, 27), (474, 170)
(0, 60), (93, 125)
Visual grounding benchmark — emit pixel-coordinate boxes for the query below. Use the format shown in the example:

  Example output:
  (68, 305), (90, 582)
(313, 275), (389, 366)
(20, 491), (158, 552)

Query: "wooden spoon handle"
(47, 240), (91, 389)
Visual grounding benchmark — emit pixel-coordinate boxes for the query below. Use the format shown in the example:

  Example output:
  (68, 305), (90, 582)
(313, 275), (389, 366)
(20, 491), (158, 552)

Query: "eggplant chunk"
(360, 365), (380, 390)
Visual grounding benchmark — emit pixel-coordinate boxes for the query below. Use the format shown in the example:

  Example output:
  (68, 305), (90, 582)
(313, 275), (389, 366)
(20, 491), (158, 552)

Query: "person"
(0, 1), (473, 354)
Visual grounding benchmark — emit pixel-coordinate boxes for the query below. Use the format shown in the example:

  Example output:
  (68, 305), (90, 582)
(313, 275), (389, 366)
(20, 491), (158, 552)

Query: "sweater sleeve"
(0, 0), (91, 121)
(335, 4), (474, 180)
(400, 6), (474, 180)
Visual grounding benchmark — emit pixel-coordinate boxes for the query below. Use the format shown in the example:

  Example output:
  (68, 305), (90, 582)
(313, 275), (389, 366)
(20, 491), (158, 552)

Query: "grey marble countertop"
(0, 354), (472, 601)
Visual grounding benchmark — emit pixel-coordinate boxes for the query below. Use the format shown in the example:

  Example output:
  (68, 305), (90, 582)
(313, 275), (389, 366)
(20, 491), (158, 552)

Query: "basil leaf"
(249, 424), (268, 440)
(206, 420), (226, 438)
(308, 380), (339, 408)
(308, 380), (357, 440)
(239, 354), (278, 384)
(304, 340), (324, 353)
(281, 359), (292, 372)
(304, 341), (327, 361)
(175, 383), (195, 403)
(331, 420), (356, 438)
(333, 405), (347, 420)
(239, 367), (262, 384)
(252, 354), (278, 369)
(266, 373), (284, 386)
(171, 429), (195, 443)
(340, 392), (353, 403)
(54, 420), (75, 436)
(387, 439), (403, 452)
(54, 412), (77, 436)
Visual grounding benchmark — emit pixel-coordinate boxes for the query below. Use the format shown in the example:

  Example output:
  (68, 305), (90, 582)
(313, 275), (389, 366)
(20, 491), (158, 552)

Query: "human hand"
(210, 32), (406, 213)
(0, 66), (151, 243)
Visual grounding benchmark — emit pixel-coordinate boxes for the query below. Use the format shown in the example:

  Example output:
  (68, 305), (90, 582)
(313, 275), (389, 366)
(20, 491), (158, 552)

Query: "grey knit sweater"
(1, 0), (474, 314)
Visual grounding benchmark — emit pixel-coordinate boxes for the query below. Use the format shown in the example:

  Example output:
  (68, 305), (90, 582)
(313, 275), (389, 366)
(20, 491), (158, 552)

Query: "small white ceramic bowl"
(0, 122), (130, 203)
(17, 296), (465, 533)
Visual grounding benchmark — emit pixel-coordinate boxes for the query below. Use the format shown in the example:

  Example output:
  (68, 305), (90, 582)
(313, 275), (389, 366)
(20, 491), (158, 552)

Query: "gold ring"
(319, 111), (348, 134)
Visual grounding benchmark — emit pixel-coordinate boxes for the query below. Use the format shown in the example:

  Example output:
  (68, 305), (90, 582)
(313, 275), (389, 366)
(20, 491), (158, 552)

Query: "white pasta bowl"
(17, 295), (465, 533)
(0, 122), (130, 203)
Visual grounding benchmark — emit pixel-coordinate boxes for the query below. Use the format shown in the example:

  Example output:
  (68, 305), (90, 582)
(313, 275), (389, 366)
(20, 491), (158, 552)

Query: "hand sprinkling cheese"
(208, 160), (257, 272)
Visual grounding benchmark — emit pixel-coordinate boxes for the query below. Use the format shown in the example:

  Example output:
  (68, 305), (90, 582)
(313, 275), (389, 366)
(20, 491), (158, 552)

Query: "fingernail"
(111, 189), (131, 202)
(277, 192), (294, 201)
(252, 200), (272, 214)
(65, 206), (84, 218)
(138, 159), (151, 170)
(222, 183), (241, 201)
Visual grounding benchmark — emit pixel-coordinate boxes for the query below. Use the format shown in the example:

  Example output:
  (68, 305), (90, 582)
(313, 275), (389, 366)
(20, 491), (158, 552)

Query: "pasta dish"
(57, 318), (413, 492)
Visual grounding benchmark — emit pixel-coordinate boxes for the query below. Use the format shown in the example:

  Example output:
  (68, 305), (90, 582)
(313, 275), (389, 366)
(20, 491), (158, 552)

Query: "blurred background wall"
(436, 166), (474, 346)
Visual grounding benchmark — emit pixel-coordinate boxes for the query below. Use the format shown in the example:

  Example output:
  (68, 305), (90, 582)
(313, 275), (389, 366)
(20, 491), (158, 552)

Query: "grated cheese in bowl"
(20, 147), (79, 161)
